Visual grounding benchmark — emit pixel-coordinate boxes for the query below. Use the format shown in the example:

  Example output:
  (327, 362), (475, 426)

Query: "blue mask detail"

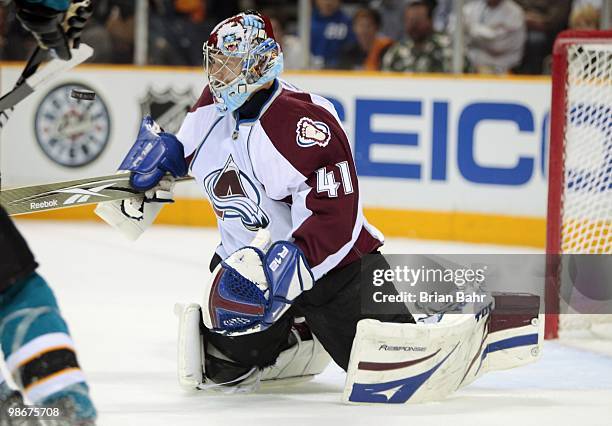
(214, 50), (284, 115)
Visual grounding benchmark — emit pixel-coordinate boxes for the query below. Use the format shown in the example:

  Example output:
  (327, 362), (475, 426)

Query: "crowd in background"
(309, 0), (606, 74)
(0, 0), (608, 75)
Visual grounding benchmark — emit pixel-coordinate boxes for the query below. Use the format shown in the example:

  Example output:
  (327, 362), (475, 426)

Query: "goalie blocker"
(94, 116), (187, 241)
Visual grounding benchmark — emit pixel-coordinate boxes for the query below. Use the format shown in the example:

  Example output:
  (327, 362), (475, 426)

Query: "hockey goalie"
(95, 11), (543, 404)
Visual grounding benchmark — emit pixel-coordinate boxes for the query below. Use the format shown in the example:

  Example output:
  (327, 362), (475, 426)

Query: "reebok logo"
(378, 344), (426, 352)
(30, 200), (59, 210)
(58, 182), (115, 205)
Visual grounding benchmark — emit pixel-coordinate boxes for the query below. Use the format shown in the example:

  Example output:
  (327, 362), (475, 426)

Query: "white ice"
(12, 220), (612, 426)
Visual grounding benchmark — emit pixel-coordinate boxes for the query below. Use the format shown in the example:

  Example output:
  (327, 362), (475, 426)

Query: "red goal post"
(545, 30), (612, 339)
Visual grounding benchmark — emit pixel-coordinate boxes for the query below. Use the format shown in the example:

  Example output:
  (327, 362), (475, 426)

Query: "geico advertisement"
(0, 66), (551, 217)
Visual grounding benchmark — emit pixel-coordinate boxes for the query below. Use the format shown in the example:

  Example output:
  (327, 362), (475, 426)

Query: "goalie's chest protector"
(177, 83), (299, 259)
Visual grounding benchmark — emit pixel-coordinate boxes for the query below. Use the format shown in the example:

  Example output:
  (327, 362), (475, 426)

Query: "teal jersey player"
(0, 206), (96, 425)
(1, 2), (95, 423)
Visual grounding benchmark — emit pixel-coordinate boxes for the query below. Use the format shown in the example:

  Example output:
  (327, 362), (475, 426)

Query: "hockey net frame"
(545, 29), (612, 339)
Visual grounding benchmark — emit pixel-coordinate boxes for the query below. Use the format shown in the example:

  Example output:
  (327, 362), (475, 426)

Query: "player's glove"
(62, 0), (93, 49)
(16, 0), (71, 59)
(202, 229), (314, 336)
(15, 0), (92, 60)
(95, 116), (187, 240)
(15, 0), (93, 60)
(118, 116), (188, 191)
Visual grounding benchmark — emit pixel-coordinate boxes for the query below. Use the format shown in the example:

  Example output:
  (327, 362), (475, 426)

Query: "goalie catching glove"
(95, 116), (188, 240)
(203, 229), (314, 336)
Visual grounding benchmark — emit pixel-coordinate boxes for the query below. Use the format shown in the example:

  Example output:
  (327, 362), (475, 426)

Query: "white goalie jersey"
(176, 79), (383, 280)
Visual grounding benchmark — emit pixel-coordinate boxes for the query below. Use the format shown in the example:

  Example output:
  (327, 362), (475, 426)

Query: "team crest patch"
(296, 117), (331, 148)
(203, 155), (270, 231)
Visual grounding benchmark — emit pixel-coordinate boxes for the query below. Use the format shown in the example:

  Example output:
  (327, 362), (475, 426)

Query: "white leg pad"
(214, 322), (332, 392)
(342, 298), (542, 404)
(258, 323), (331, 388)
(175, 304), (331, 392)
(175, 303), (204, 391)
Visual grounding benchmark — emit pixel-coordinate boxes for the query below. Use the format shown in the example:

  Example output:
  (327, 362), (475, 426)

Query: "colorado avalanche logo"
(296, 117), (331, 148)
(204, 155), (270, 231)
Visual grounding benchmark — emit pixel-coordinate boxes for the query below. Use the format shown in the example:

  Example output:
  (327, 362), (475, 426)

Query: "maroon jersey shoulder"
(259, 88), (350, 176)
(189, 86), (214, 112)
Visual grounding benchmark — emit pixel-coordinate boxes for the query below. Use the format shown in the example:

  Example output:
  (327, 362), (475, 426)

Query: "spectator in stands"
(104, 0), (135, 63)
(513, 0), (571, 74)
(337, 7), (393, 70)
(569, 3), (601, 30)
(381, 0), (452, 73)
(269, 12), (305, 70)
(432, 0), (453, 33)
(78, 0), (114, 63)
(369, 0), (409, 41)
(371, 0), (446, 40)
(463, 0), (526, 74)
(149, 0), (213, 66)
(571, 0), (603, 16)
(206, 0), (239, 21)
(311, 0), (355, 69)
(0, 6), (6, 57)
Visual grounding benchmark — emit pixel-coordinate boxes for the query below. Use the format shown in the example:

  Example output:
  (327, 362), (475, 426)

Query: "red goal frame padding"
(545, 30), (612, 339)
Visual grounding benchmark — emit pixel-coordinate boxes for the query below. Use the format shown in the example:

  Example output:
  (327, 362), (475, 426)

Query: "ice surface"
(11, 220), (612, 426)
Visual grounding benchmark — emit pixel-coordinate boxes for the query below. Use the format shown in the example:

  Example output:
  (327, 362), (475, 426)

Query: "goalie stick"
(0, 47), (47, 128)
(0, 44), (94, 193)
(0, 44), (94, 116)
(0, 173), (193, 216)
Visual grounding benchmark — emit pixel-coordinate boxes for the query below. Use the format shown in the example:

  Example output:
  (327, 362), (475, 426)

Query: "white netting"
(558, 42), (612, 334)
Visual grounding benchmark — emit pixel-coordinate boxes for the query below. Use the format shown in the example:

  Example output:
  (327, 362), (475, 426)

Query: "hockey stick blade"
(0, 173), (193, 216)
(0, 44), (94, 112)
(0, 47), (47, 125)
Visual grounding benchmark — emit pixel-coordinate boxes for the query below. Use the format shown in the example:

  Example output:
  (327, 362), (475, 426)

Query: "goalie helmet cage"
(545, 30), (612, 339)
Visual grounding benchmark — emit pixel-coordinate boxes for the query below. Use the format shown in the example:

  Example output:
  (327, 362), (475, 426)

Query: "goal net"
(545, 30), (612, 339)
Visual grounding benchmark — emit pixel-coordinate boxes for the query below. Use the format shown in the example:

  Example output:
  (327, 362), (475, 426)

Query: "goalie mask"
(204, 12), (284, 114)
